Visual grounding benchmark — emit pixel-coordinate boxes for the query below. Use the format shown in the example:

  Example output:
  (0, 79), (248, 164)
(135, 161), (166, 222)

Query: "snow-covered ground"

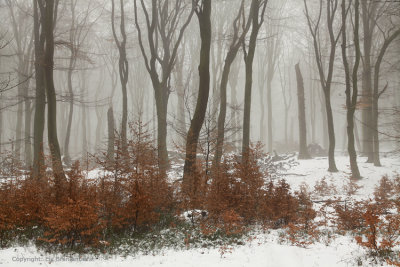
(1, 155), (399, 267)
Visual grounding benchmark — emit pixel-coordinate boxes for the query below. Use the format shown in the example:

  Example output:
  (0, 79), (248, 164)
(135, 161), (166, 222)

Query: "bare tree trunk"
(63, 55), (74, 166)
(24, 93), (32, 167)
(95, 106), (103, 152)
(214, 1), (249, 168)
(111, 0), (128, 155)
(32, 0), (46, 179)
(304, 0), (339, 172)
(325, 94), (338, 171)
(341, 0), (361, 178)
(81, 72), (88, 161)
(182, 0), (212, 190)
(229, 59), (240, 151)
(371, 29), (400, 166)
(15, 72), (24, 161)
(354, 120), (361, 152)
(107, 107), (115, 166)
(242, 0), (267, 157)
(266, 74), (273, 152)
(309, 70), (316, 144)
(361, 0), (375, 162)
(295, 63), (311, 159)
(134, 0), (195, 174)
(0, 94), (2, 155)
(43, 0), (67, 201)
(175, 50), (187, 145)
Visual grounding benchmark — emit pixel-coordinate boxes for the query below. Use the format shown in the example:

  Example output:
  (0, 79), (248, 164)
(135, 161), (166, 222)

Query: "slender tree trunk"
(341, 0), (361, 178)
(229, 60), (240, 151)
(242, 0), (266, 157)
(107, 107), (115, 166)
(63, 56), (74, 166)
(14, 70), (24, 161)
(318, 89), (328, 151)
(111, 0), (128, 155)
(324, 93), (338, 172)
(43, 0), (67, 202)
(361, 1), (374, 162)
(176, 54), (186, 145)
(215, 55), (237, 167)
(310, 72), (316, 144)
(95, 107), (103, 151)
(0, 94), (2, 155)
(354, 120), (361, 152)
(372, 28), (400, 166)
(81, 75), (88, 160)
(266, 75), (273, 152)
(23, 55), (33, 168)
(24, 97), (32, 167)
(32, 0), (46, 180)
(295, 63), (311, 159)
(182, 0), (212, 191)
(214, 2), (249, 167)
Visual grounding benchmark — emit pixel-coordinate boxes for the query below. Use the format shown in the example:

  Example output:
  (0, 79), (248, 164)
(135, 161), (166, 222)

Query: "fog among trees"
(0, 0), (400, 264)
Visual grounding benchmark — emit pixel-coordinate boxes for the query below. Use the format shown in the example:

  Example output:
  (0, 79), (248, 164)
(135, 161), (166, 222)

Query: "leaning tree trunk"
(295, 63), (311, 159)
(182, 0), (212, 193)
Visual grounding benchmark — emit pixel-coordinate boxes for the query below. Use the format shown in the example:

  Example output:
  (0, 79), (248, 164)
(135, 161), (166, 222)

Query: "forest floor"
(1, 155), (399, 267)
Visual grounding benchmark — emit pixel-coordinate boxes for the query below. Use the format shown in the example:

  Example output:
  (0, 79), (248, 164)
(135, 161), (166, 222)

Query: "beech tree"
(359, 1), (400, 166)
(31, 0), (66, 200)
(182, 0), (211, 192)
(134, 0), (195, 174)
(213, 0), (251, 168)
(6, 1), (34, 166)
(295, 63), (311, 159)
(304, 0), (341, 172)
(111, 0), (128, 155)
(341, 0), (361, 179)
(241, 0), (268, 158)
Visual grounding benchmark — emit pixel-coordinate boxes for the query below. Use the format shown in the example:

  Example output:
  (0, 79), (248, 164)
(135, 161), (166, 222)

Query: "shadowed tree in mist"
(134, 0), (195, 174)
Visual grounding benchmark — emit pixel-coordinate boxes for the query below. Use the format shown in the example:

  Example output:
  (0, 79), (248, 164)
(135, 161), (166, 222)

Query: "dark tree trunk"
(242, 0), (267, 157)
(324, 94), (338, 172)
(361, 1), (374, 162)
(111, 0), (128, 155)
(182, 0), (212, 190)
(43, 0), (67, 201)
(32, 0), (46, 179)
(155, 95), (169, 172)
(214, 1), (248, 168)
(304, 0), (339, 172)
(341, 0), (361, 179)
(295, 63), (311, 159)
